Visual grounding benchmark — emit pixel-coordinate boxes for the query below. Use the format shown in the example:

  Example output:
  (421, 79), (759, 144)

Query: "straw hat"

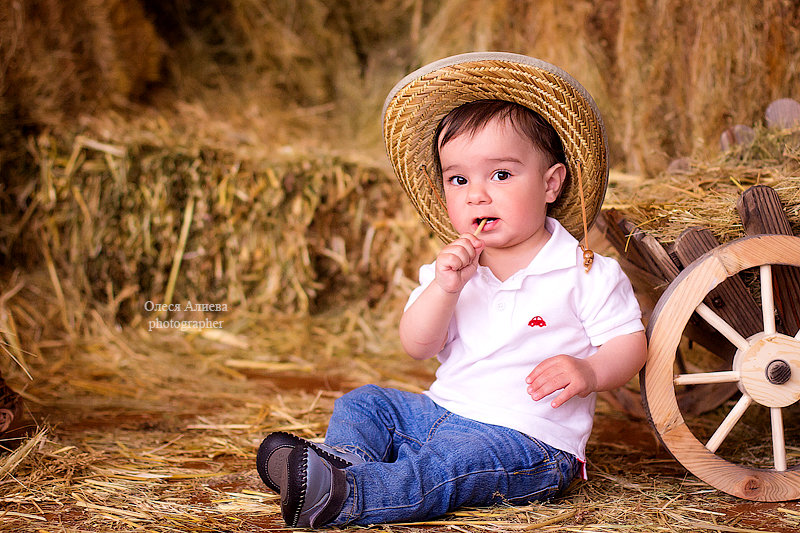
(382, 52), (608, 243)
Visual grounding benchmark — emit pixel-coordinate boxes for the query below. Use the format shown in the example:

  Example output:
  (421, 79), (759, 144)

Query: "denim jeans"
(324, 385), (581, 526)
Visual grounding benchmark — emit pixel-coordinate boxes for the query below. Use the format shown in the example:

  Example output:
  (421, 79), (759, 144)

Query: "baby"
(257, 52), (646, 528)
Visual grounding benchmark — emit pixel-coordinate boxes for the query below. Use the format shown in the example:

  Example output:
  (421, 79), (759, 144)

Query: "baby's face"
(439, 117), (564, 253)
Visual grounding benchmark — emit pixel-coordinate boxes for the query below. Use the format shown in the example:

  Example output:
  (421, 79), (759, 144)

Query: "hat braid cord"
(576, 163), (594, 273)
(419, 164), (449, 213)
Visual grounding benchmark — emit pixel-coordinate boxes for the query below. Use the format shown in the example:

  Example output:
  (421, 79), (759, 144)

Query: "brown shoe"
(256, 431), (362, 493)
(280, 443), (349, 528)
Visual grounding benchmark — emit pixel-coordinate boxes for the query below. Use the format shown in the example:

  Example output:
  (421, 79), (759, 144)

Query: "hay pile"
(20, 120), (435, 331)
(2, 304), (800, 532)
(605, 126), (800, 244)
(0, 0), (162, 205)
(6, 1), (800, 176)
(3, 0), (800, 331)
(0, 0), (162, 131)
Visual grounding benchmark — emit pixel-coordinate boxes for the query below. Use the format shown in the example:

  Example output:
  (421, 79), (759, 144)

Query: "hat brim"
(382, 52), (608, 242)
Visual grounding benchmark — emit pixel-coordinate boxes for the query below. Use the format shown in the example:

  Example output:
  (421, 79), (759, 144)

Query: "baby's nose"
(466, 182), (490, 203)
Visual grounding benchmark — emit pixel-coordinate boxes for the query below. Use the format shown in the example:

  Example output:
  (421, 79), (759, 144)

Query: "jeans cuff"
(329, 469), (358, 526)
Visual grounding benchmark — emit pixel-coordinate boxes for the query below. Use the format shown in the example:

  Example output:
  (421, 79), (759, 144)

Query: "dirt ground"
(2, 310), (800, 532)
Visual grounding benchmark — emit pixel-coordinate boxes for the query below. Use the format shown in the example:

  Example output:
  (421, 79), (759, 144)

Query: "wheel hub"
(766, 359), (792, 385)
(734, 333), (800, 408)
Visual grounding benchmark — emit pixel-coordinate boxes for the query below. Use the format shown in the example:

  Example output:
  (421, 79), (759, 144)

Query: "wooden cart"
(598, 184), (800, 502)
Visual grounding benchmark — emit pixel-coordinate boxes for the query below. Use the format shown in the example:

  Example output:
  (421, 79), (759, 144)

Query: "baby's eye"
(492, 170), (511, 181)
(447, 175), (468, 186)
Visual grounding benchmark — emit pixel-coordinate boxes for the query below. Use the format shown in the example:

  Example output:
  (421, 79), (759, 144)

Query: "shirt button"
(496, 302), (506, 311)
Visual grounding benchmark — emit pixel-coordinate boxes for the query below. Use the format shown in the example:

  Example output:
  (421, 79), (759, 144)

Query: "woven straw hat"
(382, 52), (608, 243)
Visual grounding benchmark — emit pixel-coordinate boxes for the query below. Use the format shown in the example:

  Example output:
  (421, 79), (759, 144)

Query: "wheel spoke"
(706, 393), (752, 453)
(674, 370), (740, 386)
(696, 303), (750, 352)
(771, 407), (787, 472)
(760, 265), (776, 335)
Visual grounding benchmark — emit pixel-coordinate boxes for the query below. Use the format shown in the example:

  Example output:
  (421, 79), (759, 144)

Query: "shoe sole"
(281, 444), (309, 527)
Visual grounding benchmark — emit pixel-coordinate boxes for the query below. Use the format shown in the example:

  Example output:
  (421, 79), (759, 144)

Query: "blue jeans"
(324, 385), (580, 526)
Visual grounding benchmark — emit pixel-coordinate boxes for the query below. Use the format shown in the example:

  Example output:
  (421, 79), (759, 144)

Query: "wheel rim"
(642, 234), (800, 501)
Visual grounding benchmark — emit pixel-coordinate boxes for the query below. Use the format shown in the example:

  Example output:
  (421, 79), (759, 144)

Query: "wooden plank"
(618, 217), (680, 281)
(599, 211), (738, 416)
(737, 185), (800, 336)
(598, 210), (676, 326)
(737, 185), (794, 235)
(598, 209), (681, 283)
(600, 211), (734, 362)
(672, 227), (763, 340)
(598, 390), (645, 419)
(598, 209), (656, 276)
(616, 219), (668, 281)
(613, 254), (665, 318)
(594, 210), (626, 257)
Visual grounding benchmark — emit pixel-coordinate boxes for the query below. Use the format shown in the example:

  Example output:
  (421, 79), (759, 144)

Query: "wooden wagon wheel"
(641, 234), (800, 501)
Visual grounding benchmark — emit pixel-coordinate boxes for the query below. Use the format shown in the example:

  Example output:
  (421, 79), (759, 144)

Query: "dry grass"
(1, 281), (800, 532)
(2, 68), (800, 533)
(5, 1), (800, 177)
(4, 111), (438, 334)
(605, 126), (800, 243)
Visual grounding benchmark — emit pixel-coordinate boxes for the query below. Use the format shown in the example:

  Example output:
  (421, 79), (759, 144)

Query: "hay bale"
(6, 0), (800, 334)
(29, 127), (435, 327)
(412, 0), (800, 175)
(0, 0), (164, 262)
(0, 0), (163, 129)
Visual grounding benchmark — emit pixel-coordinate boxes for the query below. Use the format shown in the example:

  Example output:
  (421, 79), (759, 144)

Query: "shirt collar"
(526, 217), (580, 274)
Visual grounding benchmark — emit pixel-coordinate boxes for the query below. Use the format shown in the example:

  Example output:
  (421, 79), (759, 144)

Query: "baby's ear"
(543, 163), (567, 203)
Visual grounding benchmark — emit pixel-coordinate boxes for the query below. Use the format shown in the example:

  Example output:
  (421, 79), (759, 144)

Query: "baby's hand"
(525, 355), (597, 408)
(434, 234), (484, 294)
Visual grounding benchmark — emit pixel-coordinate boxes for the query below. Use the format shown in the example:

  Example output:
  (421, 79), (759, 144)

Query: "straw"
(162, 196), (195, 317)
(2, 5), (800, 530)
(604, 127), (800, 244)
(0, 295), (796, 532)
(473, 217), (488, 236)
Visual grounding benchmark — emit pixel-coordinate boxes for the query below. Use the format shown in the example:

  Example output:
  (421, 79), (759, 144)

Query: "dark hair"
(433, 99), (567, 175)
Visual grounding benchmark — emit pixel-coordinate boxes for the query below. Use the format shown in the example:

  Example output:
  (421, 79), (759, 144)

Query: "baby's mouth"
(474, 217), (498, 226)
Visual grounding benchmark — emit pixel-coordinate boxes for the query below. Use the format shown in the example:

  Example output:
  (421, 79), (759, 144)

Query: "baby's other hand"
(434, 234), (484, 294)
(525, 354), (597, 408)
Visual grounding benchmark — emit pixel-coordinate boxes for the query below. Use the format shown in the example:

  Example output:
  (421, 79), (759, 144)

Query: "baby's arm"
(525, 330), (647, 408)
(399, 234), (484, 360)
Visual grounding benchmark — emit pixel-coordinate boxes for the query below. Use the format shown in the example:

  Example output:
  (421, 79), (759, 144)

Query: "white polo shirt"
(406, 217), (643, 461)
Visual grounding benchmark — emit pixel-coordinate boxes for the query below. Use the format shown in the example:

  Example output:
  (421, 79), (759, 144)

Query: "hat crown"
(383, 52), (608, 243)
